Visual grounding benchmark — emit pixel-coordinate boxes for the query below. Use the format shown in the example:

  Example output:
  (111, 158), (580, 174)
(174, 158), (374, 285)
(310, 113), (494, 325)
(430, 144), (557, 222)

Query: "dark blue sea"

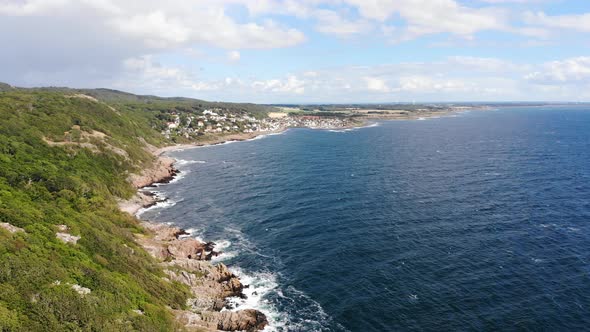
(140, 106), (590, 331)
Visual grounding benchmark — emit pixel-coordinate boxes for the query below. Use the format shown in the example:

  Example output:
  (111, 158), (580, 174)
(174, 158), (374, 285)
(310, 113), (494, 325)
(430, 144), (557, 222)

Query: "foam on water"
(228, 270), (289, 331)
(136, 198), (177, 217)
(175, 159), (207, 166)
(328, 122), (380, 133)
(211, 239), (238, 263)
(168, 170), (188, 184)
(225, 268), (335, 332)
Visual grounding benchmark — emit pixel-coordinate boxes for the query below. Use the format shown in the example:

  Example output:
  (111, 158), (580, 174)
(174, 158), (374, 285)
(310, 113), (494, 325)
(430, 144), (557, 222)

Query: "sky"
(1, 0), (590, 103)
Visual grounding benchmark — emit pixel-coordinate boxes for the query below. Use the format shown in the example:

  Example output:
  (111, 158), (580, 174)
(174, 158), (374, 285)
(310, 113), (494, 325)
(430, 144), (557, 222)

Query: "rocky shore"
(119, 144), (269, 331)
(138, 221), (267, 332)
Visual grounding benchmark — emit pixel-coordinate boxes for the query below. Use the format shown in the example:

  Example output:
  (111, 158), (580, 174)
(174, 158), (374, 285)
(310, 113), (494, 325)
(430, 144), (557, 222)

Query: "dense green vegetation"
(0, 89), (225, 331)
(20, 85), (274, 119)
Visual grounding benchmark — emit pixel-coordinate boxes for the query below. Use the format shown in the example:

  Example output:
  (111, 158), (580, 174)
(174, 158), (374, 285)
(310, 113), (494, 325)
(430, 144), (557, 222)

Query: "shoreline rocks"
(128, 156), (178, 189)
(137, 221), (267, 331)
(122, 141), (268, 331)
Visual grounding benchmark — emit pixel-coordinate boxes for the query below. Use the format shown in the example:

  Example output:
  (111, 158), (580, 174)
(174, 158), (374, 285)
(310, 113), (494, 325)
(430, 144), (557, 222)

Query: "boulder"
(203, 309), (268, 332)
(56, 232), (81, 244)
(0, 223), (23, 234)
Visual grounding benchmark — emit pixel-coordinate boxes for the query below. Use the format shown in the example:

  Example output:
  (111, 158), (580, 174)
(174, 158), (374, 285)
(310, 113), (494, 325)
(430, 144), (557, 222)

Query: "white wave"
(417, 117), (426, 121)
(327, 122), (380, 133)
(247, 130), (287, 141)
(251, 134), (268, 140)
(183, 228), (206, 244)
(211, 239), (238, 263)
(212, 251), (237, 263)
(178, 227), (199, 239)
(225, 268), (289, 331)
(175, 159), (206, 166)
(167, 170), (189, 184)
(135, 198), (177, 217)
(484, 172), (502, 176)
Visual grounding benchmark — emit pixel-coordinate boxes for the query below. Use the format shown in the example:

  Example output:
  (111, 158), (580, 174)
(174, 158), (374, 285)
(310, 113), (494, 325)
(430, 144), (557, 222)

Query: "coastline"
(118, 108), (479, 330)
(118, 122), (335, 331)
(119, 136), (272, 331)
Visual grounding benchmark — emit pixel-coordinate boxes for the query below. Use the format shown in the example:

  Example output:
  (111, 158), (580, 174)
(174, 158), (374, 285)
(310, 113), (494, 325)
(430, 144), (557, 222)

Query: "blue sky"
(2, 0), (590, 103)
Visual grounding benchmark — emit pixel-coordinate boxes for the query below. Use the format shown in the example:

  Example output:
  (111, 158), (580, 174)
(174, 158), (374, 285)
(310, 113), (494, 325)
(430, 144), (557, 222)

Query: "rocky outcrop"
(125, 145), (267, 330)
(118, 191), (159, 216)
(71, 284), (91, 296)
(128, 156), (177, 189)
(174, 308), (267, 332)
(118, 154), (179, 216)
(136, 223), (219, 262)
(55, 225), (81, 244)
(137, 222), (267, 331)
(0, 222), (24, 234)
(203, 310), (268, 332)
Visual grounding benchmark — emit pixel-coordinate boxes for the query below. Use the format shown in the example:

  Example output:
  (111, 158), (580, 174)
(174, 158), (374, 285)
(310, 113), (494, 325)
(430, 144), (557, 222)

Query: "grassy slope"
(0, 90), (202, 331)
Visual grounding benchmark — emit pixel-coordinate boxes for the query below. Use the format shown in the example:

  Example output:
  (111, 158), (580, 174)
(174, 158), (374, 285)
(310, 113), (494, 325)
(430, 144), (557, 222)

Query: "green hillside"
(0, 87), (270, 331)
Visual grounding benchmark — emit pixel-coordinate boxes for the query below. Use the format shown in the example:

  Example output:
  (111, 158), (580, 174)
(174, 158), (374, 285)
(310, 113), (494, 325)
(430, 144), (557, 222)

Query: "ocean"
(140, 106), (590, 331)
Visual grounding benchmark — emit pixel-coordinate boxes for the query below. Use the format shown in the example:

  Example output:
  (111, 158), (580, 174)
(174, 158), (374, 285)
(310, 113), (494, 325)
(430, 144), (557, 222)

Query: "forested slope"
(0, 88), (250, 331)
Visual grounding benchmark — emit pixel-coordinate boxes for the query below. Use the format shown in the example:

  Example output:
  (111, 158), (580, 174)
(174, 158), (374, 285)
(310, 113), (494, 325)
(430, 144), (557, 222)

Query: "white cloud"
(1, 0), (306, 49)
(229, 0), (524, 41)
(364, 77), (390, 92)
(343, 0), (509, 40)
(524, 11), (590, 32)
(112, 11), (191, 48)
(227, 50), (241, 62)
(119, 55), (194, 90)
(394, 76), (469, 93)
(252, 75), (306, 94)
(313, 9), (372, 36)
(107, 55), (590, 102)
(481, 0), (544, 3)
(1, 0), (589, 102)
(525, 57), (590, 84)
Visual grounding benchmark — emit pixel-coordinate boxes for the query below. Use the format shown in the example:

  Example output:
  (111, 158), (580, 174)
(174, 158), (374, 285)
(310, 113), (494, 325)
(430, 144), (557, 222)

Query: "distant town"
(160, 108), (361, 139)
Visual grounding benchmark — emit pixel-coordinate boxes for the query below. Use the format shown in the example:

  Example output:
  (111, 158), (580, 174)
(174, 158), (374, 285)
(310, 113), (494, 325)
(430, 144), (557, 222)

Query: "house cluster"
(258, 115), (356, 131)
(161, 109), (262, 139)
(161, 109), (357, 139)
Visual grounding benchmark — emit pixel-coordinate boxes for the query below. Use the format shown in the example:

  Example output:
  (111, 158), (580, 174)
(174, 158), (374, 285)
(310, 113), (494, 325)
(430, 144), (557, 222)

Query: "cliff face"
(127, 156), (177, 189)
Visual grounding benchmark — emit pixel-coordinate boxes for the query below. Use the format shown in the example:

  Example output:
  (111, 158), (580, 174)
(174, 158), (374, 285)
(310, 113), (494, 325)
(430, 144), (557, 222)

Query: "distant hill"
(0, 82), (13, 92)
(2, 83), (275, 116)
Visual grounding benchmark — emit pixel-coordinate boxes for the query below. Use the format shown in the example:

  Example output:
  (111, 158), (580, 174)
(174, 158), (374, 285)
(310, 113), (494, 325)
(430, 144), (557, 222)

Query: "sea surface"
(140, 106), (590, 331)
